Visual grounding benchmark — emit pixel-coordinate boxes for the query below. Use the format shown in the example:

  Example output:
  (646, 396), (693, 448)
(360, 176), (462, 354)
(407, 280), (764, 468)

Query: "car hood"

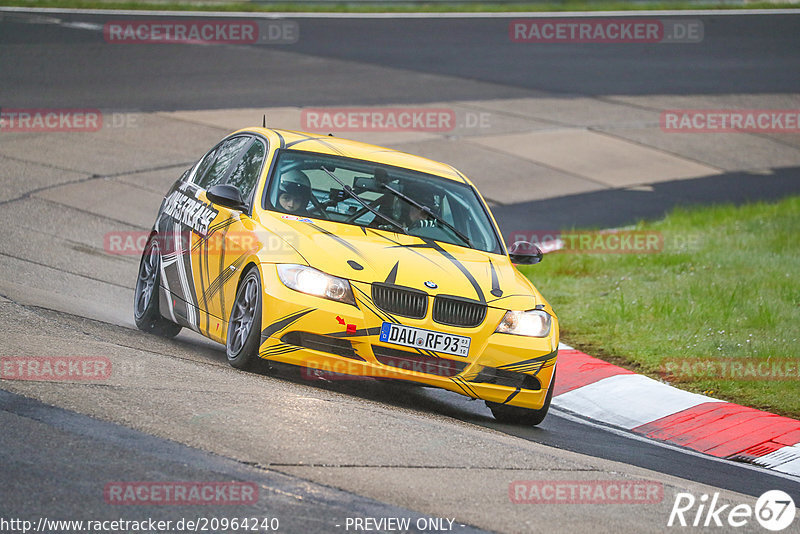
(261, 214), (543, 310)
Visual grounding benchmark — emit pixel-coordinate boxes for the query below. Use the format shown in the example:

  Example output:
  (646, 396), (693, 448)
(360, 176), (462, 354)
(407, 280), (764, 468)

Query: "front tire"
(486, 368), (556, 426)
(226, 268), (263, 370)
(134, 236), (182, 338)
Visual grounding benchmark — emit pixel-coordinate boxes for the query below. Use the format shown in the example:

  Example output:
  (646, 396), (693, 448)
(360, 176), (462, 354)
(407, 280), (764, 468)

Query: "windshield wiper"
(318, 166), (409, 235)
(381, 183), (473, 248)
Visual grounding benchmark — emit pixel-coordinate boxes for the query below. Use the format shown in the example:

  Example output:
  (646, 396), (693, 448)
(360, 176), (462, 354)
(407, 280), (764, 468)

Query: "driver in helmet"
(402, 183), (439, 230)
(277, 169), (312, 214)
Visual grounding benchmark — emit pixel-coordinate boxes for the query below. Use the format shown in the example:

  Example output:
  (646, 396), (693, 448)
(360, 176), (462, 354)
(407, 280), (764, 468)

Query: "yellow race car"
(134, 128), (558, 425)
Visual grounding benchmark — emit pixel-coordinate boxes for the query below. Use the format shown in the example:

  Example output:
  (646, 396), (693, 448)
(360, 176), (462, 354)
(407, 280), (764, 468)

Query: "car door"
(192, 135), (268, 343)
(157, 135), (251, 337)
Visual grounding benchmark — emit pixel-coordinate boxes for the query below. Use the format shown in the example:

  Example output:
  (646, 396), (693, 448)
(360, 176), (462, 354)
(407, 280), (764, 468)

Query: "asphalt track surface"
(2, 12), (799, 108)
(1, 9), (800, 533)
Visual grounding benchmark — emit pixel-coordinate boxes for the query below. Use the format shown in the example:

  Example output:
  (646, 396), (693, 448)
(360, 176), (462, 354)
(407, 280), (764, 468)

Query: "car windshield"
(264, 149), (502, 254)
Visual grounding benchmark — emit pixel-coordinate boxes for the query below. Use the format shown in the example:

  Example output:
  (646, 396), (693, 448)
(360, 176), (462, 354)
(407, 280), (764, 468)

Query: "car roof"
(234, 127), (472, 185)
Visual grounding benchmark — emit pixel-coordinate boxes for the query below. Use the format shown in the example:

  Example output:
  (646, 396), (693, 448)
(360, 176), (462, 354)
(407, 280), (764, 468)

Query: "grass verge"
(520, 195), (800, 418)
(1, 0), (799, 12)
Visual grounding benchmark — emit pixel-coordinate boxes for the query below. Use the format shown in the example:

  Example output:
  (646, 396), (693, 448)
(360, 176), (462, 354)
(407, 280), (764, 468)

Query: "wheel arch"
(234, 261), (262, 295)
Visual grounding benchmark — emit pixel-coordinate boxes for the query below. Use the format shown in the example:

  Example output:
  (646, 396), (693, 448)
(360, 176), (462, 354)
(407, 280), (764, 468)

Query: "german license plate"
(379, 322), (470, 357)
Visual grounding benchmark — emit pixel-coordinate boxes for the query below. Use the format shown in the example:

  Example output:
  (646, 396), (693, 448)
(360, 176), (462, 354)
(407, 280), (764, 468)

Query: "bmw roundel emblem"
(424, 281), (438, 289)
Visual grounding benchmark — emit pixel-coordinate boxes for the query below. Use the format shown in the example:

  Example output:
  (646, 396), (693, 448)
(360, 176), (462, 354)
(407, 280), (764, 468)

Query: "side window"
(226, 139), (266, 204)
(193, 146), (219, 185)
(196, 136), (251, 190)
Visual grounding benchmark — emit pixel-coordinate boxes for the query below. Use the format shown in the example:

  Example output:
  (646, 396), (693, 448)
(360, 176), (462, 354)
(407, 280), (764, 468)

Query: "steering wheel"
(306, 194), (331, 220)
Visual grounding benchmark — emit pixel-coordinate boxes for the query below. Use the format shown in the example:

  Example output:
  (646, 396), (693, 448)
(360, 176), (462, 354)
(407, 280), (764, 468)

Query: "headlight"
(276, 264), (356, 306)
(495, 309), (551, 337)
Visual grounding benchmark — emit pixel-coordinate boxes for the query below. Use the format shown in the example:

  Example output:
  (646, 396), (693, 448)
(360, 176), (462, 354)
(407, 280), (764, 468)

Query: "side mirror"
(207, 184), (246, 211)
(508, 241), (543, 265)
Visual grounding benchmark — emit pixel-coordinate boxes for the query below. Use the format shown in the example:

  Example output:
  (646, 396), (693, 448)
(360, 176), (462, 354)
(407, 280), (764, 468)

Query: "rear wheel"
(226, 268), (263, 370)
(134, 236), (182, 338)
(486, 368), (556, 426)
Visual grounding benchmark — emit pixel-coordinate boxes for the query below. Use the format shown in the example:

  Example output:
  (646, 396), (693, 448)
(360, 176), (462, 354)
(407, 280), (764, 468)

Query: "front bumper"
(254, 266), (559, 410)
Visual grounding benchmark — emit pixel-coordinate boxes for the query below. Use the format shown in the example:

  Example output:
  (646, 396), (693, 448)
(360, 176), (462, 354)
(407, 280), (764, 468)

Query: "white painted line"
(557, 342), (573, 350)
(61, 21), (103, 30)
(1, 6), (799, 18)
(552, 373), (721, 430)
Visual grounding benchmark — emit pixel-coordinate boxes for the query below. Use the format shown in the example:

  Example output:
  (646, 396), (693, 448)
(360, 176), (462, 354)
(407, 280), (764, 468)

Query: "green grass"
(520, 196), (800, 418)
(2, 0), (799, 12)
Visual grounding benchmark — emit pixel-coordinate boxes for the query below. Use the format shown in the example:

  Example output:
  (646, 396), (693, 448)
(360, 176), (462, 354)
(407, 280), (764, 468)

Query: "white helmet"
(279, 169), (311, 203)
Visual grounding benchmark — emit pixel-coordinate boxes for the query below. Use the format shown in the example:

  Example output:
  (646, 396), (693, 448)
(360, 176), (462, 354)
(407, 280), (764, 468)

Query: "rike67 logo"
(668, 490), (796, 531)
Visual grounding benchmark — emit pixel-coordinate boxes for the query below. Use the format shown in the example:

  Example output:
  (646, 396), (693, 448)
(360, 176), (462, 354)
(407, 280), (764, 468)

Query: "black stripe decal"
(453, 376), (479, 398)
(449, 377), (474, 398)
(385, 262), (399, 285)
(306, 222), (367, 260)
(496, 350), (558, 371)
(503, 388), (522, 404)
(489, 258), (502, 298)
(197, 229), (210, 335)
(393, 239), (485, 302)
(202, 253), (249, 302)
(260, 345), (301, 357)
(260, 344), (298, 354)
(325, 326), (383, 338)
(260, 308), (315, 342)
(192, 216), (238, 250)
(423, 239), (485, 303)
(217, 222), (231, 324)
(353, 286), (395, 324)
(188, 214), (237, 335)
(367, 230), (443, 267)
(275, 130), (286, 149)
